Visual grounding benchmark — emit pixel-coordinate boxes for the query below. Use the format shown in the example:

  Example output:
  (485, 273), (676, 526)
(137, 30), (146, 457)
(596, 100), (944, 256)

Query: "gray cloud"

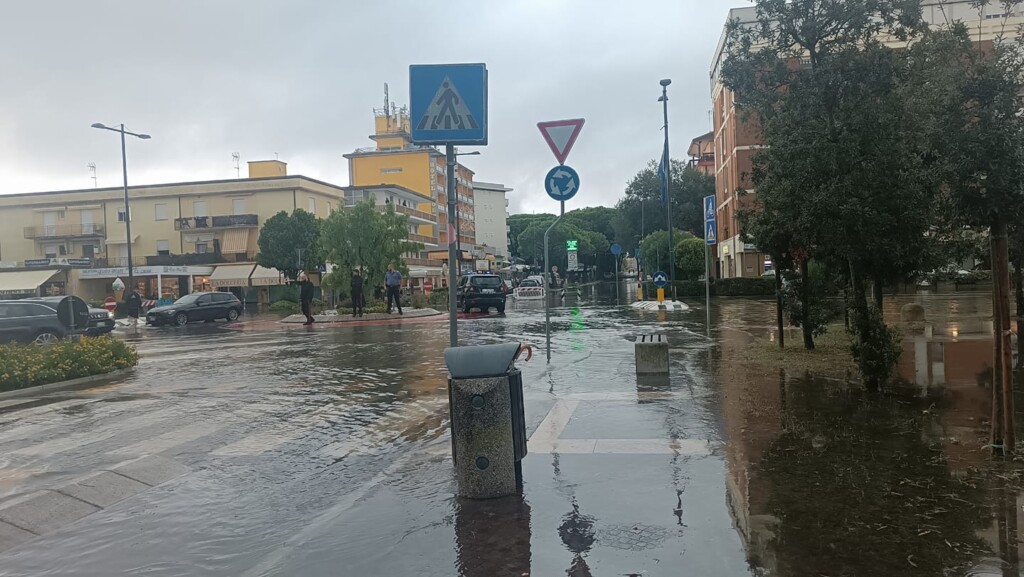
(0, 0), (748, 214)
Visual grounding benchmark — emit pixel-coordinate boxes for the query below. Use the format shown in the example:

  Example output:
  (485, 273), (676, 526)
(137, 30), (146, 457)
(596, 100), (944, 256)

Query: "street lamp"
(658, 78), (675, 300)
(91, 123), (150, 296)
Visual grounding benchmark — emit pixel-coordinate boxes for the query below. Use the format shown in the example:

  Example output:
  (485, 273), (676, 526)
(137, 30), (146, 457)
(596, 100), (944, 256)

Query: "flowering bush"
(0, 336), (138, 393)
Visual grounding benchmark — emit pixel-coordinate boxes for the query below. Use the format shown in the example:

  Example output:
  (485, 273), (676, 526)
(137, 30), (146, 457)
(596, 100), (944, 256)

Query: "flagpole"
(659, 79), (675, 301)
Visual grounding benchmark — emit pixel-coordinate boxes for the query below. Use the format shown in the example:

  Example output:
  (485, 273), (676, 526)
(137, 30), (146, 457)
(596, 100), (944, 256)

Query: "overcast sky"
(0, 0), (748, 214)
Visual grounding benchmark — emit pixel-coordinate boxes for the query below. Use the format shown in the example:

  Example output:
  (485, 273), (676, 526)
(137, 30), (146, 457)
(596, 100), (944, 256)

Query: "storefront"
(249, 265), (284, 308)
(0, 269), (65, 299)
(76, 265), (215, 302)
(209, 263), (257, 304)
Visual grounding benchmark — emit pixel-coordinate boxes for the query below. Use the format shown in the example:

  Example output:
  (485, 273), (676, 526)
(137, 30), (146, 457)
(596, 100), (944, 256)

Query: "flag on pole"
(657, 144), (669, 206)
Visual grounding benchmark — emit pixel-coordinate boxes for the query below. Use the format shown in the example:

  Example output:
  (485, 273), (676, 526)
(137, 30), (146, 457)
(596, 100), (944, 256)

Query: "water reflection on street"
(0, 283), (1021, 576)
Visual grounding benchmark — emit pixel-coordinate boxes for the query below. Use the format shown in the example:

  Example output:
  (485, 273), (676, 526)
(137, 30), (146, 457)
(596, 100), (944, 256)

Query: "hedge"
(0, 336), (138, 393)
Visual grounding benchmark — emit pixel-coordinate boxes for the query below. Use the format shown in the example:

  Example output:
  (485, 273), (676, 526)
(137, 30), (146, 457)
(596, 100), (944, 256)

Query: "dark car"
(146, 291), (242, 326)
(457, 273), (508, 313)
(22, 296), (114, 336)
(0, 296), (90, 345)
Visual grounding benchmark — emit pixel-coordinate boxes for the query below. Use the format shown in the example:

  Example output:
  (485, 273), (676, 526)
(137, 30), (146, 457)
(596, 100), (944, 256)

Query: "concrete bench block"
(57, 470), (151, 508)
(0, 490), (99, 535)
(635, 334), (669, 375)
(106, 455), (189, 487)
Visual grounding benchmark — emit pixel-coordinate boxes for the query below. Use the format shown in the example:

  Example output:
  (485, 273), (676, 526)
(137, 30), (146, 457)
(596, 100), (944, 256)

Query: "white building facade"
(471, 181), (512, 265)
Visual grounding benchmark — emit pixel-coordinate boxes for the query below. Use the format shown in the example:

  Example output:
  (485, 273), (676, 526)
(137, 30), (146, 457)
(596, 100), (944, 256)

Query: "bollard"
(656, 288), (665, 302)
(635, 333), (669, 375)
(637, 285), (644, 301)
(445, 343), (528, 499)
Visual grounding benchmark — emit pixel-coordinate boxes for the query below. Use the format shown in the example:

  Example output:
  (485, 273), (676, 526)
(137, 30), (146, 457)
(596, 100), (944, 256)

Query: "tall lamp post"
(92, 123), (150, 295)
(658, 79), (675, 300)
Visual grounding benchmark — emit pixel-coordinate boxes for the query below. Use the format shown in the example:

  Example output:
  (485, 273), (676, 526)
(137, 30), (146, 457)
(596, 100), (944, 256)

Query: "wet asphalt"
(0, 284), (1019, 576)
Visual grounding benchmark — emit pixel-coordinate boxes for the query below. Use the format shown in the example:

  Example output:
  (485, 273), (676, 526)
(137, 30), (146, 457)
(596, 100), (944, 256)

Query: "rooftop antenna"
(384, 82), (391, 131)
(274, 152), (279, 160)
(231, 152), (240, 178)
(87, 162), (97, 188)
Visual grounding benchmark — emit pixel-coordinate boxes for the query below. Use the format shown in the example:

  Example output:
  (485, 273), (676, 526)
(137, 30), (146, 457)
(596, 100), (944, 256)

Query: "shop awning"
(220, 229), (250, 254)
(209, 263), (256, 288)
(250, 266), (284, 286)
(0, 269), (60, 295)
(407, 267), (443, 278)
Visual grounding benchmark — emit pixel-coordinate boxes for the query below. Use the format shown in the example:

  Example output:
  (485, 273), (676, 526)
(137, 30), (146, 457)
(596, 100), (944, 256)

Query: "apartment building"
(0, 160), (343, 303)
(709, 1), (1021, 278)
(470, 181), (512, 266)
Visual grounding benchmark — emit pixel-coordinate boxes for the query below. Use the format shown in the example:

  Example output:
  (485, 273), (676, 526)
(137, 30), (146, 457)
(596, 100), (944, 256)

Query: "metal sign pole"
(615, 257), (619, 304)
(446, 144), (458, 347)
(705, 244), (711, 331)
(544, 201), (564, 363)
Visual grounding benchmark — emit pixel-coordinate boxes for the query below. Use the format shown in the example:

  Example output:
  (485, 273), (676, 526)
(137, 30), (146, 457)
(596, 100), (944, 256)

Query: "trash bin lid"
(444, 343), (523, 379)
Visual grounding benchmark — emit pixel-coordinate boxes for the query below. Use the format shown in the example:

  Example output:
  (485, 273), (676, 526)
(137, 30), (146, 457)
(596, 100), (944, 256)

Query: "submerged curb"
(0, 368), (134, 401)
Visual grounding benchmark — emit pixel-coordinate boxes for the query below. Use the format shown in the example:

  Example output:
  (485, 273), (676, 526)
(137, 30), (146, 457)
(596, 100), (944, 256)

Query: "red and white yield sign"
(537, 118), (585, 165)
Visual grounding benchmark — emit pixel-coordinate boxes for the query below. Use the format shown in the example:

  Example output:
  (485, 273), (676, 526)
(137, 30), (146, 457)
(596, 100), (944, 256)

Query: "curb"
(279, 309), (443, 324)
(0, 368), (134, 401)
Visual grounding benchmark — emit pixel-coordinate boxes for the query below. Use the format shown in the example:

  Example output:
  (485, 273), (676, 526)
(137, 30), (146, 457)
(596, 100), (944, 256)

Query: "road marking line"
(528, 399), (578, 446)
(12, 407), (181, 456)
(109, 421), (222, 456)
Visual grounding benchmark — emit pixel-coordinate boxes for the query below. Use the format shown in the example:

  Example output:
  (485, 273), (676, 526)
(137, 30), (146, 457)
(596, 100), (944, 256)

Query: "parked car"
(21, 296), (114, 336)
(146, 291), (242, 326)
(457, 273), (509, 313)
(0, 296), (90, 345)
(518, 278), (542, 288)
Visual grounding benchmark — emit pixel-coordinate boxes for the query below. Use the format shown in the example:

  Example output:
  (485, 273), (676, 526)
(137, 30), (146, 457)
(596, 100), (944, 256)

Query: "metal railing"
(404, 257), (444, 267)
(174, 214), (258, 231)
(386, 204), (435, 222)
(24, 223), (105, 239)
(407, 233), (436, 245)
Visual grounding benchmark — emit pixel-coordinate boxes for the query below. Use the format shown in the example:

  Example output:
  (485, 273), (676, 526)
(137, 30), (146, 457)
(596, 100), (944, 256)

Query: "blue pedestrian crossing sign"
(704, 195), (716, 221)
(545, 165), (580, 202)
(705, 221), (718, 245)
(409, 63), (488, 145)
(653, 271), (669, 288)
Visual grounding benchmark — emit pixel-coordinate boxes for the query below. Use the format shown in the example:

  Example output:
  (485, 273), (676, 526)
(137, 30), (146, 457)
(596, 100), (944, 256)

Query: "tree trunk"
(775, 266), (785, 349)
(1015, 249), (1023, 371)
(801, 258), (814, 350)
(873, 278), (884, 313)
(848, 258), (874, 389)
(993, 253), (1006, 455)
(993, 217), (1015, 455)
(843, 285), (850, 330)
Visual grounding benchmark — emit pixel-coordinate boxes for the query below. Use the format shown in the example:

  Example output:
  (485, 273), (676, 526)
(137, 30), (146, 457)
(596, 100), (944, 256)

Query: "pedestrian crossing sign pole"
(410, 64), (489, 348)
(703, 195), (716, 330)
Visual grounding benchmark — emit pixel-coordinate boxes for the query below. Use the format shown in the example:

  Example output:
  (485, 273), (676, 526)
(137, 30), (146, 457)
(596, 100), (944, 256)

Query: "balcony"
(385, 204), (435, 222)
(24, 223), (105, 239)
(407, 233), (436, 245)
(174, 214), (258, 231)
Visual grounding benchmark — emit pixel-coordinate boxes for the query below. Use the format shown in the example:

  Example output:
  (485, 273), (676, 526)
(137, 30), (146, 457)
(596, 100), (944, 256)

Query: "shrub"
(427, 288), (449, 308)
(850, 307), (902, 390)
(269, 299), (299, 314)
(411, 293), (427, 309)
(715, 277), (775, 296)
(0, 336), (138, 393)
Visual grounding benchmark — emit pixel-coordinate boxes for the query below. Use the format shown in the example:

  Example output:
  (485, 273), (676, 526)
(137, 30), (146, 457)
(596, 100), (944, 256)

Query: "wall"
(350, 152), (431, 194)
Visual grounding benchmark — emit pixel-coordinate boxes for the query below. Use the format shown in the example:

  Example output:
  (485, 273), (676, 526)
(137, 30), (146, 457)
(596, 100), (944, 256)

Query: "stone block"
(449, 376), (516, 499)
(635, 334), (669, 375)
(106, 455), (189, 487)
(0, 490), (99, 535)
(0, 520), (36, 553)
(56, 470), (150, 508)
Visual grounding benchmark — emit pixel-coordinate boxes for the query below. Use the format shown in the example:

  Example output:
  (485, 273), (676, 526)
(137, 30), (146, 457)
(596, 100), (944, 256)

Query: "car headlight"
(107, 310), (115, 319)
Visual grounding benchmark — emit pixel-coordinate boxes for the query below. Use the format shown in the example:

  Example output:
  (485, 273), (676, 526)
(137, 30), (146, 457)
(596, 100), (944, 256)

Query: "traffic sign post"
(539, 118), (585, 362)
(703, 195), (716, 330)
(411, 63), (489, 348)
(653, 270), (668, 303)
(610, 244), (622, 304)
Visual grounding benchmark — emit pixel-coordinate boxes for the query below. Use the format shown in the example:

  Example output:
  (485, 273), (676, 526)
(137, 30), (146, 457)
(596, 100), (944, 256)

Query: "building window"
(308, 198), (316, 213)
(380, 167), (403, 174)
(232, 198), (246, 215)
(196, 242), (208, 254)
(154, 203), (168, 221)
(156, 240), (170, 256)
(327, 201), (333, 213)
(117, 208), (131, 222)
(44, 245), (60, 258)
(194, 201), (207, 218)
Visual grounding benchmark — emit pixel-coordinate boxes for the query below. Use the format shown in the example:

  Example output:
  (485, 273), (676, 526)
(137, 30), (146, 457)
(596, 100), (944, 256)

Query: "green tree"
(722, 0), (930, 376)
(564, 206), (618, 275)
(320, 200), (423, 292)
(674, 237), (707, 281)
(507, 213), (554, 260)
(638, 229), (690, 277)
(255, 209), (323, 280)
(515, 218), (603, 274)
(614, 162), (713, 253)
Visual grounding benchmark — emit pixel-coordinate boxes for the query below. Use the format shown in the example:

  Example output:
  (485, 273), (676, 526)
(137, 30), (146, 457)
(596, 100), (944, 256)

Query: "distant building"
(687, 131), (715, 176)
(471, 182), (512, 266)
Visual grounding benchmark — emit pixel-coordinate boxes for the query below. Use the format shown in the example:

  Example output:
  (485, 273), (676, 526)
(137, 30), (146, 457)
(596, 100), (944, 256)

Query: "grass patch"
(0, 336), (138, 393)
(741, 324), (859, 379)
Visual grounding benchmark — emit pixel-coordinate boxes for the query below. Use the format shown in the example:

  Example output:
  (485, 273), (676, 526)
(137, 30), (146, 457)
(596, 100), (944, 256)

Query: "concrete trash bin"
(635, 333), (669, 375)
(445, 342), (528, 499)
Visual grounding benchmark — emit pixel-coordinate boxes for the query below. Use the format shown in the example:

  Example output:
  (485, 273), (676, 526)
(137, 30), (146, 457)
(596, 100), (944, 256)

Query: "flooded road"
(0, 286), (1020, 576)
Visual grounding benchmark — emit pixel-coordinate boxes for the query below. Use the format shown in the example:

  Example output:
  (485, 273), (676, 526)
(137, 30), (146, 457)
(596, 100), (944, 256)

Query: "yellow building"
(344, 106), (477, 282)
(0, 160), (344, 303)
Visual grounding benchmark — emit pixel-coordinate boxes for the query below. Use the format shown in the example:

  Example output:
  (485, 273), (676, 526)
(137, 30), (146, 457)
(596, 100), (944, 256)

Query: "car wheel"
(33, 331), (61, 345)
(174, 312), (189, 326)
(226, 309), (239, 322)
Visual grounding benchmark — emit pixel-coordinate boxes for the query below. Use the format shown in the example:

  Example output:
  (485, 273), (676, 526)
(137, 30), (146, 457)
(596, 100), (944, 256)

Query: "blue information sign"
(704, 194), (718, 246)
(409, 64), (488, 145)
(610, 243), (622, 256)
(545, 165), (580, 202)
(653, 271), (668, 288)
